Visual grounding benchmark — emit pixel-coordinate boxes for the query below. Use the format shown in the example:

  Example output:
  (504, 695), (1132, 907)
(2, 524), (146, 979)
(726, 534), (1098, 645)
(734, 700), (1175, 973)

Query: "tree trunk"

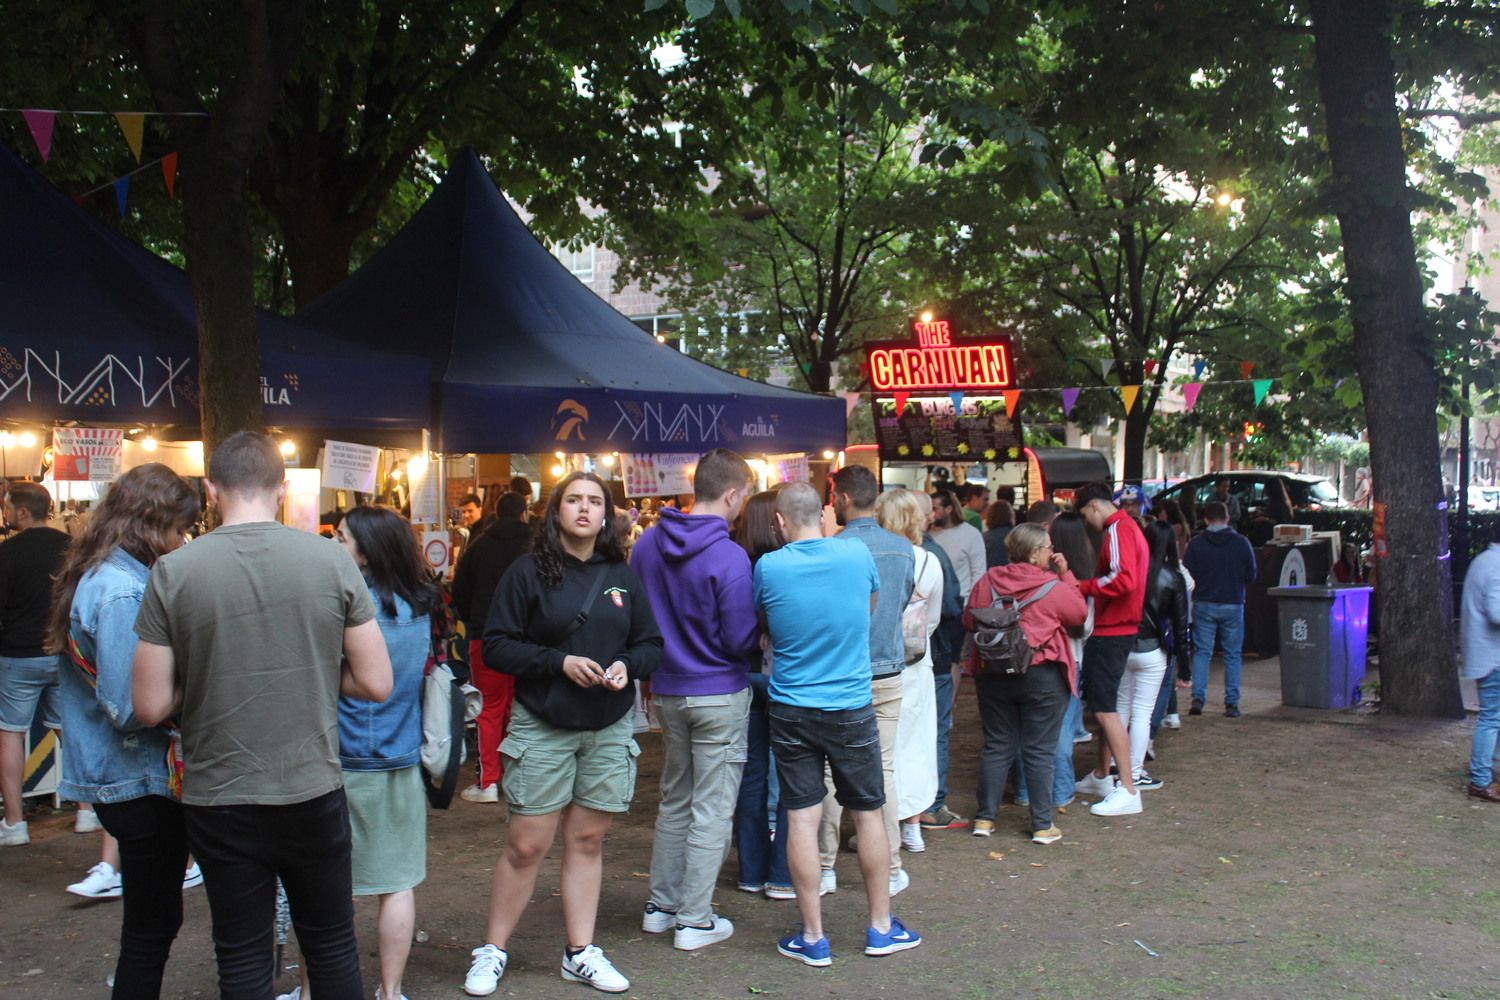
(1309, 0), (1461, 717)
(1121, 402), (1148, 484)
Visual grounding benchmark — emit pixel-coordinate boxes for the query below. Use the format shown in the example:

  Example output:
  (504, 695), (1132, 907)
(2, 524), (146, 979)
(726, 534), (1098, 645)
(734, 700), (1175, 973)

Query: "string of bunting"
(7, 109), (183, 218)
(70, 152), (181, 219)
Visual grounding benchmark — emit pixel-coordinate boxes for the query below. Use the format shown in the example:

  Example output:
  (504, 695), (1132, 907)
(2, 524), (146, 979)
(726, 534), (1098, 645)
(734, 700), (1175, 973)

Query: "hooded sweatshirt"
(1183, 525), (1258, 605)
(964, 562), (1088, 694)
(631, 507), (759, 697)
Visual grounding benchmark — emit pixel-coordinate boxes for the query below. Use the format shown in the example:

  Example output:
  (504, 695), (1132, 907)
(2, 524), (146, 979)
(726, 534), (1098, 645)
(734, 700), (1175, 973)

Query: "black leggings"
(94, 795), (191, 1000)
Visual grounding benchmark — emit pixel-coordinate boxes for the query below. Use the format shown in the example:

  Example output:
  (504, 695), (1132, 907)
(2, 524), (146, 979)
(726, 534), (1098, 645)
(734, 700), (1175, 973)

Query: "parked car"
(1152, 472), (1344, 532)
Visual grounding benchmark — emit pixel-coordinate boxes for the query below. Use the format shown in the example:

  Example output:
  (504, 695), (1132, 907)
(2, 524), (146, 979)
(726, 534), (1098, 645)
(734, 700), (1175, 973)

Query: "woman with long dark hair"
(333, 505), (437, 1000)
(465, 472), (662, 997)
(49, 463), (200, 999)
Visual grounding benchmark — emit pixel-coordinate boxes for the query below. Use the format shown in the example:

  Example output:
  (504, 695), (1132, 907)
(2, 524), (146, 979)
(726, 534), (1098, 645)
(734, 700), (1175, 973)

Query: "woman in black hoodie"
(465, 472), (662, 997)
(1115, 520), (1190, 792)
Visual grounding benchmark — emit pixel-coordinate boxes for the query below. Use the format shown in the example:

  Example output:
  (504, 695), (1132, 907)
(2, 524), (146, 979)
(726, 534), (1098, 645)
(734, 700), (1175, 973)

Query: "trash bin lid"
(1268, 585), (1374, 598)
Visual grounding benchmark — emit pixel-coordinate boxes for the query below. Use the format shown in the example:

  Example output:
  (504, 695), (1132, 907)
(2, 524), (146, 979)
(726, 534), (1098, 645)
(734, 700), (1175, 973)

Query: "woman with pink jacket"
(964, 523), (1087, 845)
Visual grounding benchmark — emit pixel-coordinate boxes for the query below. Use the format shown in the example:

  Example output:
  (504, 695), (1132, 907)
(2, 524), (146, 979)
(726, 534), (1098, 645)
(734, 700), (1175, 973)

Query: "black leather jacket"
(1136, 566), (1191, 680)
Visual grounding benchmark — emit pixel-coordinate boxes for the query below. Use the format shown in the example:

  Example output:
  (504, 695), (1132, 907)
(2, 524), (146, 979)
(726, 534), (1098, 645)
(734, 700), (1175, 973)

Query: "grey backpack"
(968, 579), (1059, 676)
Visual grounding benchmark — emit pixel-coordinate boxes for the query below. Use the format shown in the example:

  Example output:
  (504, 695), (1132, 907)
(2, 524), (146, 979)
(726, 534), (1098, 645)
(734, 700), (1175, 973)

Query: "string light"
(18, 431), (36, 448)
(279, 439), (296, 457)
(141, 436), (158, 452)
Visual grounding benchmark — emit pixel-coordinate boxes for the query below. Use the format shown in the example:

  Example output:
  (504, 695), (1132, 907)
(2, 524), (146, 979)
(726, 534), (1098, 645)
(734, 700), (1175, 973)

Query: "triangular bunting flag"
(949, 391), (965, 415)
(1253, 378), (1273, 405)
(161, 151), (178, 197)
(1182, 382), (1203, 412)
(1120, 384), (1141, 414)
(1144, 360), (1158, 379)
(893, 392), (910, 416)
(113, 176), (129, 219)
(1002, 390), (1021, 418)
(22, 110), (55, 162)
(1060, 387), (1081, 417)
(1193, 358), (1208, 379)
(1100, 359), (1115, 380)
(1239, 361), (1255, 380)
(115, 112), (145, 162)
(840, 391), (862, 418)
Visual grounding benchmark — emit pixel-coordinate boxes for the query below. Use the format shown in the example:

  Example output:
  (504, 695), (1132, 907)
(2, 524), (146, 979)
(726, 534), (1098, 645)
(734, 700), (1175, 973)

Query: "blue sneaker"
(865, 916), (921, 956)
(777, 931), (832, 967)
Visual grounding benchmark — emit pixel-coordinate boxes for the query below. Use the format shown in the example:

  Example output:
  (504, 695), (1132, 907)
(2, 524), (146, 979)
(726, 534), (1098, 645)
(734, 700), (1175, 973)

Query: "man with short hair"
(1026, 500), (1060, 527)
(1183, 500), (1257, 717)
(458, 493), (484, 530)
(1462, 521), (1500, 802)
(133, 431), (393, 999)
(1214, 478), (1242, 525)
(0, 482), (71, 846)
(755, 483), (920, 966)
(451, 491), (533, 802)
(823, 465), (914, 896)
(911, 491), (966, 833)
(959, 483), (990, 530)
(1072, 482), (1149, 818)
(634, 449), (759, 951)
(509, 475), (533, 500)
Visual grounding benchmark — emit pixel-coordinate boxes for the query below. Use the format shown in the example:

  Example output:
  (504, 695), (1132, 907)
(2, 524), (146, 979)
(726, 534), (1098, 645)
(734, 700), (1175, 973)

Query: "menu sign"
(872, 396), (1023, 463)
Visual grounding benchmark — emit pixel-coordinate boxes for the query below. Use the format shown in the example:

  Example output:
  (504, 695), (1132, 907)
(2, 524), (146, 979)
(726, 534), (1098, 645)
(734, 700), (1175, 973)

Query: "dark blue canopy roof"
(297, 148), (845, 455)
(0, 143), (428, 431)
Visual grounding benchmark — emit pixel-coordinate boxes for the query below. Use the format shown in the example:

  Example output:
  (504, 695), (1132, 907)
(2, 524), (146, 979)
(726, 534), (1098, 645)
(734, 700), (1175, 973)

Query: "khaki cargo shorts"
(500, 703), (640, 815)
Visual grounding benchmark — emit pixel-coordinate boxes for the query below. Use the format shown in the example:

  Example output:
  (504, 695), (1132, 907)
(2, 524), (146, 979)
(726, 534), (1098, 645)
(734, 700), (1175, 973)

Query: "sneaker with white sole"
(900, 821), (925, 853)
(0, 818), (29, 846)
(561, 944), (629, 993)
(1162, 713), (1181, 730)
(1090, 784), (1143, 817)
(460, 783), (500, 804)
(1134, 771), (1164, 790)
(674, 915), (734, 951)
(67, 861), (122, 899)
(764, 882), (796, 900)
(274, 988), (302, 1000)
(864, 916), (922, 956)
(1075, 771), (1116, 797)
(819, 869), (836, 895)
(74, 809), (101, 834)
(374, 988), (410, 1000)
(463, 943), (507, 996)
(182, 862), (203, 889)
(888, 868), (909, 897)
(1031, 826), (1063, 845)
(641, 901), (677, 933)
(972, 819), (995, 837)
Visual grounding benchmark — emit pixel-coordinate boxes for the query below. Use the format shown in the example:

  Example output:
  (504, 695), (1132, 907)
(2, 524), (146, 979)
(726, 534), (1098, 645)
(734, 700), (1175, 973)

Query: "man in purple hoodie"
(634, 449), (759, 952)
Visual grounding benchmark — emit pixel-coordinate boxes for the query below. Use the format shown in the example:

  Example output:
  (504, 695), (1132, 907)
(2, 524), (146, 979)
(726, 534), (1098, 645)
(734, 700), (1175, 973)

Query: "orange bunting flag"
(1239, 361), (1255, 380)
(1002, 390), (1021, 418)
(1120, 384), (1141, 414)
(115, 112), (145, 162)
(161, 152), (178, 197)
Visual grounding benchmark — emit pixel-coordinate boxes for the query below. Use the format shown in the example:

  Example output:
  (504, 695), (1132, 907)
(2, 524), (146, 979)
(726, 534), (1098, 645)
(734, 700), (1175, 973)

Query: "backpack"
(420, 579), (481, 809)
(968, 578), (1059, 676)
(902, 549), (933, 664)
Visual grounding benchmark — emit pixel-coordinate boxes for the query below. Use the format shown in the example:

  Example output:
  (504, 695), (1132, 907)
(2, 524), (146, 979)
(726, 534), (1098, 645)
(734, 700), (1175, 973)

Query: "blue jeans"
(1191, 603), (1244, 707)
(1469, 670), (1500, 787)
(929, 664), (955, 812)
(1016, 694), (1082, 807)
(736, 705), (789, 888)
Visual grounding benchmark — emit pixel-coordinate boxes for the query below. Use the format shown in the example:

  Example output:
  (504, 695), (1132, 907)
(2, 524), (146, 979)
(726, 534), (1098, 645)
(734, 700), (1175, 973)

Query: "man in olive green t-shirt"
(133, 432), (391, 1000)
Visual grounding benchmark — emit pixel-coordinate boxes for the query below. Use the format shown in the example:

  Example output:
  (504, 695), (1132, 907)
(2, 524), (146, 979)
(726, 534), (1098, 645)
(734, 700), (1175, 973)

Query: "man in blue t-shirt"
(753, 483), (922, 967)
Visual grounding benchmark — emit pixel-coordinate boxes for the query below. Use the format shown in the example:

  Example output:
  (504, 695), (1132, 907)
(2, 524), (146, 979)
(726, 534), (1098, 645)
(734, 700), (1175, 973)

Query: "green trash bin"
(1267, 585), (1374, 709)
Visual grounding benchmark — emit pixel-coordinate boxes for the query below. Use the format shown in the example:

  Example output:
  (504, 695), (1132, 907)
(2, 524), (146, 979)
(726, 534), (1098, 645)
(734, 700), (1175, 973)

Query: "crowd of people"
(0, 436), (1274, 999)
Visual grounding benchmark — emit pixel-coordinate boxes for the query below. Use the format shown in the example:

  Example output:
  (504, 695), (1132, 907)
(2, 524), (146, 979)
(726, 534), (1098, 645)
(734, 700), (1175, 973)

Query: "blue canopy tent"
(297, 148), (845, 456)
(0, 143), (428, 432)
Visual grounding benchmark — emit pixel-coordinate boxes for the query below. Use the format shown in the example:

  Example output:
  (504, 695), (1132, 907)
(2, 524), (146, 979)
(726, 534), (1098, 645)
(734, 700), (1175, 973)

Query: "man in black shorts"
(1072, 483), (1149, 817)
(752, 484), (922, 966)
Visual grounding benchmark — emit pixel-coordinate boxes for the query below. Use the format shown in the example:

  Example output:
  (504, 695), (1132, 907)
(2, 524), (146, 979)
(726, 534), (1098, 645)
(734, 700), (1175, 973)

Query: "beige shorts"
(500, 703), (640, 816)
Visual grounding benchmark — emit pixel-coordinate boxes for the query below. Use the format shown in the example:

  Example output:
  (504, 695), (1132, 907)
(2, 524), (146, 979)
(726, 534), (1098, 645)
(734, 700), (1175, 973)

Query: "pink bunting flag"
(22, 110), (55, 162)
(893, 392), (910, 416)
(1060, 387), (1081, 416)
(1182, 382), (1203, 412)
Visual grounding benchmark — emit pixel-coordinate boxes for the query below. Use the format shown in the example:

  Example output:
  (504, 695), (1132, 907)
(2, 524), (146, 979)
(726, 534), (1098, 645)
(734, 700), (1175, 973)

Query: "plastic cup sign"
(52, 427), (123, 482)
(321, 440), (380, 493)
(423, 533), (450, 572)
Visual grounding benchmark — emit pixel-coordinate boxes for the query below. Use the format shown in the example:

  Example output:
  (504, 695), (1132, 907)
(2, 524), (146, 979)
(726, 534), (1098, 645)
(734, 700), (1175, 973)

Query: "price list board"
(871, 396), (1023, 463)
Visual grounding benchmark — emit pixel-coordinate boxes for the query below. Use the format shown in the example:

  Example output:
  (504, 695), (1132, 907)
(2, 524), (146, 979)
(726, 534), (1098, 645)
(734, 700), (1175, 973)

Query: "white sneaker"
(1090, 785), (1143, 817)
(464, 943), (507, 996)
(560, 944), (629, 993)
(674, 915), (734, 951)
(182, 862), (204, 889)
(460, 783), (500, 804)
(641, 901), (677, 933)
(274, 988), (302, 1000)
(819, 869), (836, 895)
(889, 867), (910, 897)
(74, 809), (101, 834)
(1162, 713), (1182, 730)
(900, 821), (926, 853)
(0, 818), (29, 846)
(1075, 771), (1116, 797)
(67, 861), (122, 899)
(375, 988), (410, 1000)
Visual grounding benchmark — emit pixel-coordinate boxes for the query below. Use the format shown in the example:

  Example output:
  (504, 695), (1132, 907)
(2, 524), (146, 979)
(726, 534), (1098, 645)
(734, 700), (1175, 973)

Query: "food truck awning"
(296, 148), (846, 455)
(0, 142), (429, 431)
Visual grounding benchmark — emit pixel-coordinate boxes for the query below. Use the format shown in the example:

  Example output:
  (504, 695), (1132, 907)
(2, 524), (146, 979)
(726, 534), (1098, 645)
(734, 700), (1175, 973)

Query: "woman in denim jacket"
(331, 505), (436, 1000)
(47, 463), (200, 999)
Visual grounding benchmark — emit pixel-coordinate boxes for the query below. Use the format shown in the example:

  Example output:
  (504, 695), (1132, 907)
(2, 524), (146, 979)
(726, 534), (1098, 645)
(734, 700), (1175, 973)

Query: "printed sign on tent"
(52, 427), (123, 482)
(622, 453), (698, 498)
(769, 453), (810, 486)
(320, 439), (381, 492)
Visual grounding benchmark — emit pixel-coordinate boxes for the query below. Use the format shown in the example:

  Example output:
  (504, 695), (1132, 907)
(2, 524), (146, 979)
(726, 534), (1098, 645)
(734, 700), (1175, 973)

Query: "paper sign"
(320, 439), (380, 492)
(622, 453), (698, 498)
(408, 458), (441, 528)
(52, 428), (123, 482)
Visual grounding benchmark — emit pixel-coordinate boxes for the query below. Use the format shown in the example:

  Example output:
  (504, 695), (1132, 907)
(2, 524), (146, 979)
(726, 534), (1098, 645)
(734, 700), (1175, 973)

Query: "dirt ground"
(4, 654), (1500, 1000)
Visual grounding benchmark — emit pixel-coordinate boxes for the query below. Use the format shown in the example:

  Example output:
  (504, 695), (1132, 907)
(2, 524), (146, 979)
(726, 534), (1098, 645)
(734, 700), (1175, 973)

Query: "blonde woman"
(875, 489), (944, 854)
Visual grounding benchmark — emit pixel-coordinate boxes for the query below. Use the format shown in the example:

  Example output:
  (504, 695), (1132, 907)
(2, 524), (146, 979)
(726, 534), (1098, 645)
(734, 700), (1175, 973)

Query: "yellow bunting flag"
(1120, 384), (1141, 413)
(115, 113), (145, 162)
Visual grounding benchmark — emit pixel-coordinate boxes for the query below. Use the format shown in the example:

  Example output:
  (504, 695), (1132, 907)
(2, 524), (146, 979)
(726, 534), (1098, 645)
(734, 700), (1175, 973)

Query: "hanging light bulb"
(141, 436), (159, 452)
(551, 463), (565, 477)
(18, 431), (36, 448)
(279, 439), (297, 457)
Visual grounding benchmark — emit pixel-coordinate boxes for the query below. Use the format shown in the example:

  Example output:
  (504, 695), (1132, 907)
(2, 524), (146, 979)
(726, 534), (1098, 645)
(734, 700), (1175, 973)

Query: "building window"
(557, 246), (596, 283)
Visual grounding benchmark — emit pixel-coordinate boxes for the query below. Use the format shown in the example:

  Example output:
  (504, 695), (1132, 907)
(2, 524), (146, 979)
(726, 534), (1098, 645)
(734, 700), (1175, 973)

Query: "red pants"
(469, 639), (515, 788)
